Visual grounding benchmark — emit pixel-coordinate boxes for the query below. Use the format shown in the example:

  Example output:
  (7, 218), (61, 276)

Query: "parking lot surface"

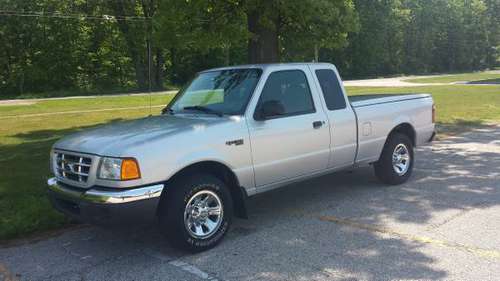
(1, 125), (500, 281)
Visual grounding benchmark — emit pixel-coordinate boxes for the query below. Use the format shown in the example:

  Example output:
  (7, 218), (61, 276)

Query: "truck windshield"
(168, 68), (262, 116)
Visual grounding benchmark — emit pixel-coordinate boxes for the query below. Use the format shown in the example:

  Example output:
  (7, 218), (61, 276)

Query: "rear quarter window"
(315, 69), (347, 111)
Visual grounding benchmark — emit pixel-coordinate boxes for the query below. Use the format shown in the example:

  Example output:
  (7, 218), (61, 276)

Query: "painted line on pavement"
(169, 260), (219, 281)
(319, 215), (500, 260)
(143, 248), (219, 281)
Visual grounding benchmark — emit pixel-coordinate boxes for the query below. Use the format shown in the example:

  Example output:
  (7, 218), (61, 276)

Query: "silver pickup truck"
(48, 63), (435, 251)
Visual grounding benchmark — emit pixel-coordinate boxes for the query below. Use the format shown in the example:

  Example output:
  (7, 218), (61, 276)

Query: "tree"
(245, 1), (280, 63)
(1, 0), (499, 98)
(107, 0), (151, 90)
(343, 0), (409, 77)
(0, 0), (137, 97)
(484, 0), (500, 66)
(244, 0), (358, 63)
(154, 0), (247, 83)
(0, 0), (90, 94)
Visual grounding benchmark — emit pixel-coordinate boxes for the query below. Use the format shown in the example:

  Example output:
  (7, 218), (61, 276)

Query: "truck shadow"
(1, 123), (499, 280)
(436, 119), (491, 136)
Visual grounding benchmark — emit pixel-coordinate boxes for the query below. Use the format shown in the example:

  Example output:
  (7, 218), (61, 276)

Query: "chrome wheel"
(392, 143), (410, 176)
(184, 190), (223, 239)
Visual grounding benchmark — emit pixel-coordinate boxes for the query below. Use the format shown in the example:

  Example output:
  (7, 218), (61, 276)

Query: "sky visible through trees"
(0, 0), (498, 98)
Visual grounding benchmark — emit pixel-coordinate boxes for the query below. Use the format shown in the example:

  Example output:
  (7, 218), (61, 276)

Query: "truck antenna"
(147, 38), (152, 116)
(147, 15), (152, 116)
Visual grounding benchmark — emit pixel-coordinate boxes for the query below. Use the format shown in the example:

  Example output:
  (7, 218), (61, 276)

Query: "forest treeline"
(1, 0), (499, 97)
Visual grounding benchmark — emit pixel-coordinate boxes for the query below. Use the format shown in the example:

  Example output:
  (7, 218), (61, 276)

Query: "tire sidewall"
(390, 135), (415, 179)
(180, 180), (232, 250)
(375, 133), (414, 184)
(161, 174), (233, 252)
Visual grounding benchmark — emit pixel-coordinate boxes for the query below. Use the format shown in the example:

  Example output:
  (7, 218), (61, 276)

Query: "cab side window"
(256, 70), (315, 119)
(315, 69), (346, 110)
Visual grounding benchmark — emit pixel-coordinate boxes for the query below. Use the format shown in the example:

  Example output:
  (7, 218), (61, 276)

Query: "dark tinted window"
(315, 69), (346, 110)
(257, 70), (315, 117)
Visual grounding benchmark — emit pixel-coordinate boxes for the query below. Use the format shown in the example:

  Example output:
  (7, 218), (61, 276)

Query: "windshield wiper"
(161, 107), (175, 115)
(183, 106), (224, 117)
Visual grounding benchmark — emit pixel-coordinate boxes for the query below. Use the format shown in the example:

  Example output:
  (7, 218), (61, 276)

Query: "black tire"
(374, 133), (414, 185)
(158, 173), (233, 252)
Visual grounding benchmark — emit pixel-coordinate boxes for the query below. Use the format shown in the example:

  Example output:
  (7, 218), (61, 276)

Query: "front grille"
(55, 152), (93, 183)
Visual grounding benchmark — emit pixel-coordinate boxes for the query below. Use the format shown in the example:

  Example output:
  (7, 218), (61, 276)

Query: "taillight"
(432, 103), (436, 123)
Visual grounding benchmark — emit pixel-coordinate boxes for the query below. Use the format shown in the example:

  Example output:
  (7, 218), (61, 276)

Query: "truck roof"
(201, 62), (336, 73)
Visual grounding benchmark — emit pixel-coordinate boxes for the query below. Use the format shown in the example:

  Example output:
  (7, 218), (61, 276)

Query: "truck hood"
(53, 114), (228, 156)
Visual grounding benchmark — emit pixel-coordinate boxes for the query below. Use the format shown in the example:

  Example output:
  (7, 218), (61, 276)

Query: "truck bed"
(348, 92), (434, 165)
(348, 93), (431, 108)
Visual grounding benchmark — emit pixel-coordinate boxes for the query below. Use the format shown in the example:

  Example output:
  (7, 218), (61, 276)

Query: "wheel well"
(163, 161), (248, 219)
(389, 123), (416, 146)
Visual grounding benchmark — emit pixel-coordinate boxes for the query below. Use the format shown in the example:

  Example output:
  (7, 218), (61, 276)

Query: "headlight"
(98, 157), (141, 181)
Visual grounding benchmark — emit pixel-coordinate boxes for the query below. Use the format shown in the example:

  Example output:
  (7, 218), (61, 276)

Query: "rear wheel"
(158, 174), (233, 252)
(374, 133), (414, 185)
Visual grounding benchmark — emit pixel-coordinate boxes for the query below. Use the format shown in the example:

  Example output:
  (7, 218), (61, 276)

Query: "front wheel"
(374, 133), (414, 185)
(158, 174), (233, 252)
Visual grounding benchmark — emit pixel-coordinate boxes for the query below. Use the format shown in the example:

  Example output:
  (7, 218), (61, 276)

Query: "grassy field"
(348, 85), (500, 134)
(0, 84), (499, 241)
(406, 70), (500, 84)
(0, 94), (176, 241)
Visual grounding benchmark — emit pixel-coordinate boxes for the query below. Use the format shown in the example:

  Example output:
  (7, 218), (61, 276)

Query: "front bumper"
(47, 177), (164, 225)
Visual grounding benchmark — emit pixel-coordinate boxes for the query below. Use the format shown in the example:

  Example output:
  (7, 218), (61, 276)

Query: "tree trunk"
(19, 71), (24, 95)
(169, 48), (179, 84)
(154, 48), (164, 90)
(224, 45), (230, 65)
(133, 52), (148, 90)
(111, 0), (148, 90)
(247, 8), (280, 64)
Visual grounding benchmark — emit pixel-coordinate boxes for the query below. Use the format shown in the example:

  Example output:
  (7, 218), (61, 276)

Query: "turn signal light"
(121, 158), (141, 180)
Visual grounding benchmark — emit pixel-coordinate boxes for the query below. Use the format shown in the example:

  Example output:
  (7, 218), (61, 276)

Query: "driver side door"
(247, 67), (330, 188)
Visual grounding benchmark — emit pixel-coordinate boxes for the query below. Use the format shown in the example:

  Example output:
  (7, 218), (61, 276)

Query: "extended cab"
(47, 63), (435, 252)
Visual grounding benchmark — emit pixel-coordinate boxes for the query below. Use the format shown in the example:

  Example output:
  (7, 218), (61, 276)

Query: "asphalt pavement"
(1, 125), (500, 281)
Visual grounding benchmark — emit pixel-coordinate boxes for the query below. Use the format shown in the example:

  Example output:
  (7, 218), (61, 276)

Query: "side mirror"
(255, 100), (285, 120)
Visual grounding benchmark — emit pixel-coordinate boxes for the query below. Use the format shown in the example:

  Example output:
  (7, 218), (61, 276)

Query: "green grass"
(346, 85), (500, 133)
(0, 94), (176, 240)
(0, 91), (176, 117)
(1, 86), (179, 100)
(0, 84), (499, 241)
(406, 71), (500, 84)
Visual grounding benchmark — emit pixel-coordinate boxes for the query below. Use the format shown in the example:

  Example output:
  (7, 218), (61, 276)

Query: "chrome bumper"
(47, 177), (164, 204)
(47, 177), (165, 224)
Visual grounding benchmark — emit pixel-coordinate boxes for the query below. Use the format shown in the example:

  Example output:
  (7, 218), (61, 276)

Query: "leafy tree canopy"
(0, 0), (498, 98)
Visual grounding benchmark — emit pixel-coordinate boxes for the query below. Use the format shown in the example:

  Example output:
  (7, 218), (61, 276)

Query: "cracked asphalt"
(1, 125), (500, 281)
